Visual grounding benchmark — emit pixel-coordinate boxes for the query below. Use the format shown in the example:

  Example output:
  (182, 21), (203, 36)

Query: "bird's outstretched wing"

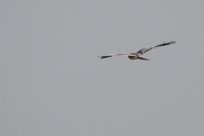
(99, 53), (130, 59)
(135, 41), (176, 56)
(152, 41), (176, 49)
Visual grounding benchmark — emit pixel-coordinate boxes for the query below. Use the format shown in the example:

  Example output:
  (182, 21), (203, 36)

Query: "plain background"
(0, 0), (204, 136)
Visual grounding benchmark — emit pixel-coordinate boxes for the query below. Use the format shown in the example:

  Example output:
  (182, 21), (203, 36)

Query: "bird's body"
(128, 55), (138, 60)
(99, 41), (176, 61)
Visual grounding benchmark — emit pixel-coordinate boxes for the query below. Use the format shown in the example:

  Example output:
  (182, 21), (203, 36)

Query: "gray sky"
(0, 0), (204, 136)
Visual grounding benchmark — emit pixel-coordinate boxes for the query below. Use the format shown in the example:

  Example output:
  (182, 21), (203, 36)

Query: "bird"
(99, 41), (176, 61)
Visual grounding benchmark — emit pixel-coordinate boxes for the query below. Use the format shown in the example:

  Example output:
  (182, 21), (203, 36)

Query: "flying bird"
(99, 41), (176, 61)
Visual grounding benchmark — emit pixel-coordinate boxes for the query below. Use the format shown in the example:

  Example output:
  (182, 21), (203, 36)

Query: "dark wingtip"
(159, 41), (176, 46)
(99, 55), (112, 59)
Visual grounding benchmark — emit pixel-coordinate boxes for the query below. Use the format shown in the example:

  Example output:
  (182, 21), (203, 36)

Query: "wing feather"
(143, 41), (176, 54)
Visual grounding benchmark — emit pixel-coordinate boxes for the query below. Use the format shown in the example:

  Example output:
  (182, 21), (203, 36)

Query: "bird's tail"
(137, 56), (149, 61)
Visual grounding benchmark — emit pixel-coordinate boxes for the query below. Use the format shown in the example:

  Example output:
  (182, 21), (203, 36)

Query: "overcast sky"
(0, 0), (204, 136)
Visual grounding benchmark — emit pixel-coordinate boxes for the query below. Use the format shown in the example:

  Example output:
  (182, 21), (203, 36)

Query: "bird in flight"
(99, 41), (176, 61)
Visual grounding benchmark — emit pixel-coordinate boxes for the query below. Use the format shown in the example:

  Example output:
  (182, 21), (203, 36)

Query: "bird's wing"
(99, 53), (131, 59)
(142, 41), (176, 54)
(152, 41), (176, 49)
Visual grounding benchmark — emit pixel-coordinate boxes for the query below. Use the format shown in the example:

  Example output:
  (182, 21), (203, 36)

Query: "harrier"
(99, 41), (176, 60)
